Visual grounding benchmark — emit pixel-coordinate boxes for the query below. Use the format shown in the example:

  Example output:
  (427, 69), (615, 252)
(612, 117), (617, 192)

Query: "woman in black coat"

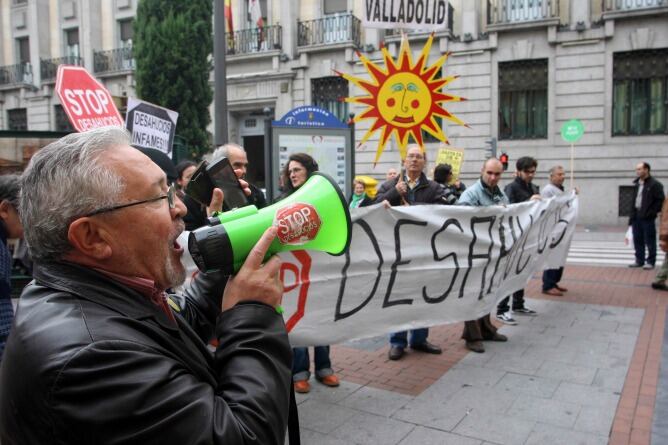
(278, 153), (340, 394)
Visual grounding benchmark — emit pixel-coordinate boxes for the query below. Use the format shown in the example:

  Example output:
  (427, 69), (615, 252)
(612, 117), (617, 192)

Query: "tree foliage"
(134, 0), (213, 159)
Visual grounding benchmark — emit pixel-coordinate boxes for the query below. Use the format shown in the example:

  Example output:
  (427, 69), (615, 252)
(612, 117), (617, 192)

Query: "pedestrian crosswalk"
(567, 240), (666, 267)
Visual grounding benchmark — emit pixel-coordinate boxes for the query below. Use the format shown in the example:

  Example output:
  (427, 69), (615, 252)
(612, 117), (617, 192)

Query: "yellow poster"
(435, 147), (464, 184)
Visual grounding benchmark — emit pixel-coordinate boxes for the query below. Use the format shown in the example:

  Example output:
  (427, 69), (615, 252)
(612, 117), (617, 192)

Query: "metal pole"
(570, 142), (574, 190)
(349, 112), (355, 191)
(263, 114), (273, 203)
(214, 0), (228, 146)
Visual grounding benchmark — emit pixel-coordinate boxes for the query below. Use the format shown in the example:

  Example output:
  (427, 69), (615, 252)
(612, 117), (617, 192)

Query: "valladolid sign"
(363, 0), (450, 30)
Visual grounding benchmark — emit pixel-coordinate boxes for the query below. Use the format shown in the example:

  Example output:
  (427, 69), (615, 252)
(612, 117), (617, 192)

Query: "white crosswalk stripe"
(567, 240), (666, 267)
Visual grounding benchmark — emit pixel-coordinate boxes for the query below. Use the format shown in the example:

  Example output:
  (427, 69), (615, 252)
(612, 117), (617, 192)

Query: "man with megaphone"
(0, 127), (292, 445)
(374, 144), (448, 361)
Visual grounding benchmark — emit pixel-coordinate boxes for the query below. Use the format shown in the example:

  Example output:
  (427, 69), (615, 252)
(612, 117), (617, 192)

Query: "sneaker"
(514, 307), (537, 315)
(643, 264), (655, 270)
(496, 312), (518, 325)
(628, 263), (643, 268)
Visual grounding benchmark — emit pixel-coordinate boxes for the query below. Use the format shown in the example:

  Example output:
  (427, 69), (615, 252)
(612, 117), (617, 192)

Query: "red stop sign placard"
(55, 65), (124, 132)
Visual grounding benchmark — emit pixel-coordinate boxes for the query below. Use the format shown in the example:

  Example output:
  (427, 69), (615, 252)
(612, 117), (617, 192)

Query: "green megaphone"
(188, 172), (352, 274)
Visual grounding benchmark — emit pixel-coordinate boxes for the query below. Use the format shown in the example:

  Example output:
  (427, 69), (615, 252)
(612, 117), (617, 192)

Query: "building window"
(246, 0), (268, 27)
(65, 28), (79, 59)
(8, 108), (28, 131)
(312, 76), (349, 123)
(324, 0), (347, 15)
(498, 59), (548, 140)
(119, 19), (134, 46)
(613, 49), (668, 136)
(54, 105), (74, 132)
(17, 37), (30, 64)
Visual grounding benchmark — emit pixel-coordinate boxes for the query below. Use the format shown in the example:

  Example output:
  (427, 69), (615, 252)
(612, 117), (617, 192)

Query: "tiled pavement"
(294, 265), (667, 444)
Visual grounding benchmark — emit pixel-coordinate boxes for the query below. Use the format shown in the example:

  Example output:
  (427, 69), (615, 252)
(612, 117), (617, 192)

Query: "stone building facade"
(0, 0), (666, 225)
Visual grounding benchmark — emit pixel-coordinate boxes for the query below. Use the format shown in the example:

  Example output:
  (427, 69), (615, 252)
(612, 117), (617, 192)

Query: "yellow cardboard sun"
(337, 34), (468, 164)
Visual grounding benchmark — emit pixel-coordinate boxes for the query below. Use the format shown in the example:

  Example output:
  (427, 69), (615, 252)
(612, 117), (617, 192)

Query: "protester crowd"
(0, 128), (665, 443)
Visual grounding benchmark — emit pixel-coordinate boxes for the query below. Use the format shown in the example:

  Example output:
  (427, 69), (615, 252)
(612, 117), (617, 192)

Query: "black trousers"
(542, 267), (564, 291)
(497, 289), (525, 314)
(632, 218), (657, 266)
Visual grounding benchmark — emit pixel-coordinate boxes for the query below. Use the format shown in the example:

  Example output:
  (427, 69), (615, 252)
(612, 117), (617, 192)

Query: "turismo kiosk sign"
(56, 65), (123, 132)
(269, 106), (353, 202)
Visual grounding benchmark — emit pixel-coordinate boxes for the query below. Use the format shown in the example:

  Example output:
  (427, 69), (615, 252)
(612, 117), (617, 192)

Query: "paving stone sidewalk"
(293, 266), (665, 445)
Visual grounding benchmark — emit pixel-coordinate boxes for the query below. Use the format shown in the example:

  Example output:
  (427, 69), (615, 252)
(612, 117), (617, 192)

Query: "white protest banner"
(363, 0), (450, 31)
(178, 194), (578, 347)
(280, 194), (578, 346)
(125, 97), (179, 156)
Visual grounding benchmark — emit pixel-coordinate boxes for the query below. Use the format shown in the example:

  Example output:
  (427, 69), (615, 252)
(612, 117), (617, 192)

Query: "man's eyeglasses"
(406, 154), (424, 160)
(83, 184), (176, 217)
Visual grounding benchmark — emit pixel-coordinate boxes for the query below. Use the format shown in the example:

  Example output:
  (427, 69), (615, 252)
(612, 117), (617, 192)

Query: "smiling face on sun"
(337, 34), (468, 164)
(378, 73), (431, 127)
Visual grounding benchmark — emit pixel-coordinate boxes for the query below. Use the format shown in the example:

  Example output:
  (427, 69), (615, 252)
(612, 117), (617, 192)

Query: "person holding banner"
(541, 165), (570, 296)
(0, 128), (292, 444)
(375, 144), (445, 360)
(279, 152), (340, 393)
(495, 156), (541, 325)
(456, 158), (509, 353)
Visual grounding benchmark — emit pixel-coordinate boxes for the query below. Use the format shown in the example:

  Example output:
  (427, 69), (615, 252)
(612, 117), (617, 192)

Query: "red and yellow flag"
(224, 0), (233, 33)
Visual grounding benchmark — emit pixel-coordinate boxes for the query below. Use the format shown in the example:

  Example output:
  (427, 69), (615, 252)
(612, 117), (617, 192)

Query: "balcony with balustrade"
(93, 47), (135, 76)
(40, 56), (84, 83)
(0, 63), (33, 89)
(487, 0), (560, 31)
(602, 0), (668, 20)
(297, 13), (361, 52)
(225, 24), (282, 60)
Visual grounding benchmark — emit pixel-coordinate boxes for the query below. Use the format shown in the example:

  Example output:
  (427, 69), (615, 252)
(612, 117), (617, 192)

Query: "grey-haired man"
(0, 127), (291, 444)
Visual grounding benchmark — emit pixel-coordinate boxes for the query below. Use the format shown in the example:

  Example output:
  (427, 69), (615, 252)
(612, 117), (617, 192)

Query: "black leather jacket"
(630, 176), (665, 222)
(0, 261), (292, 445)
(504, 176), (539, 204)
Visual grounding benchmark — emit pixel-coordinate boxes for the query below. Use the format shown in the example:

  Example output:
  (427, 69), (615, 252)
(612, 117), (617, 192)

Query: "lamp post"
(214, 0), (229, 146)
